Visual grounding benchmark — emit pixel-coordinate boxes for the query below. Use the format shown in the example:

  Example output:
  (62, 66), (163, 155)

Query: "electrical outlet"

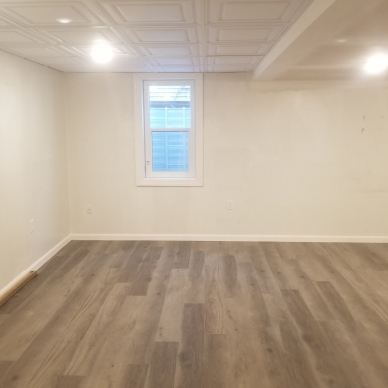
(86, 205), (93, 215)
(227, 200), (234, 210)
(30, 219), (34, 233)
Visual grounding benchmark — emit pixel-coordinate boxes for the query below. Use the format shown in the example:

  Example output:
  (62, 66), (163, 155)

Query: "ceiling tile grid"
(0, 0), (312, 73)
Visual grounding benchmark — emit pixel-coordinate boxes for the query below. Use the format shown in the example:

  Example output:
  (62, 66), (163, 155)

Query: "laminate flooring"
(1, 240), (388, 388)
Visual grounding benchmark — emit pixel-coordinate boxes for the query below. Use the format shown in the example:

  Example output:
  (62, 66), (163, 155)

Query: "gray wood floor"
(1, 240), (388, 388)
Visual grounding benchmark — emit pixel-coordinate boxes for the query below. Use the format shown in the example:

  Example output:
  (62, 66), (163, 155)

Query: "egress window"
(135, 74), (203, 186)
(146, 82), (191, 175)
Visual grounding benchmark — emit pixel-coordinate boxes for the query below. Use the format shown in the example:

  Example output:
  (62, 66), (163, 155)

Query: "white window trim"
(134, 73), (203, 187)
(143, 79), (195, 179)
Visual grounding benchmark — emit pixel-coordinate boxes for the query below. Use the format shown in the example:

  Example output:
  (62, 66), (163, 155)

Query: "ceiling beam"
(252, 0), (384, 81)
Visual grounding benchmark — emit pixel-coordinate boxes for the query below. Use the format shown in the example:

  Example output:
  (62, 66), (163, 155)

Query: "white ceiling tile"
(208, 56), (261, 65)
(0, 2), (103, 27)
(65, 44), (136, 58)
(208, 0), (311, 23)
(0, 15), (13, 26)
(211, 1), (290, 22)
(0, 30), (32, 43)
(137, 44), (199, 57)
(209, 25), (286, 43)
(153, 57), (200, 65)
(100, 1), (195, 25)
(41, 27), (120, 44)
(0, 0), (310, 73)
(110, 57), (150, 66)
(208, 43), (272, 56)
(122, 27), (198, 44)
(0, 29), (46, 44)
(5, 45), (68, 57)
(221, 1), (288, 22)
(32, 55), (151, 73)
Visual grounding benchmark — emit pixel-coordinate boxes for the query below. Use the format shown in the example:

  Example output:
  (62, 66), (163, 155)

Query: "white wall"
(65, 72), (388, 239)
(0, 50), (70, 291)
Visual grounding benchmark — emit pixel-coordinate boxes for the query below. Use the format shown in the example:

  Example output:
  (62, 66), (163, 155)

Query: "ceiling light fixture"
(91, 42), (114, 64)
(57, 18), (72, 24)
(364, 53), (388, 75)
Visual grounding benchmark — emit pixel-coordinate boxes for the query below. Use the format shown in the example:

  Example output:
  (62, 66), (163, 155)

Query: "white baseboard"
(70, 233), (388, 243)
(0, 234), (71, 299)
(2, 232), (384, 299)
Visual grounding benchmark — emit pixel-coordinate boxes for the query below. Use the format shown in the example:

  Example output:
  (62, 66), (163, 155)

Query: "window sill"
(136, 177), (203, 187)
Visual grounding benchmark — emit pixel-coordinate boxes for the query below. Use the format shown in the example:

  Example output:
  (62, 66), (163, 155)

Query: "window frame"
(144, 79), (195, 178)
(134, 73), (203, 187)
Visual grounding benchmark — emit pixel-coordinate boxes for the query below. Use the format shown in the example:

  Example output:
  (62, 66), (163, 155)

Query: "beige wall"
(2, 57), (386, 292)
(65, 72), (388, 239)
(0, 50), (70, 291)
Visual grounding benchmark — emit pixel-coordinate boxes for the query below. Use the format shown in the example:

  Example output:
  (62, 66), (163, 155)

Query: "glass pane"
(152, 132), (189, 172)
(149, 85), (191, 128)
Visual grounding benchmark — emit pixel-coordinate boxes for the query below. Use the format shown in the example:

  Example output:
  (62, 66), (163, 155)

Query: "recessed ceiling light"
(336, 38), (347, 43)
(364, 53), (388, 75)
(91, 43), (114, 64)
(57, 18), (72, 24)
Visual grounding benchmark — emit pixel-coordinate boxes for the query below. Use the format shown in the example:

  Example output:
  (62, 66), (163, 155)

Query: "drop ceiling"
(0, 0), (312, 73)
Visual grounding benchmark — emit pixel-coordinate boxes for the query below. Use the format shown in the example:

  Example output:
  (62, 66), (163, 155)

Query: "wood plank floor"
(1, 240), (388, 388)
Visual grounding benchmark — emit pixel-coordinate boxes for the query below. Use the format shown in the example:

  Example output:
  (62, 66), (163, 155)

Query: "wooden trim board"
(0, 271), (36, 307)
(0, 235), (71, 302)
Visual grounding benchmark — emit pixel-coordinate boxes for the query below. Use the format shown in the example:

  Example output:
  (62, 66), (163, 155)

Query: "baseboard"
(70, 234), (388, 243)
(2, 232), (384, 300)
(0, 234), (71, 299)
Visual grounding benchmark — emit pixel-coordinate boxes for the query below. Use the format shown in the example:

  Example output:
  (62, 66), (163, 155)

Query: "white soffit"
(0, 0), (312, 73)
(253, 0), (388, 81)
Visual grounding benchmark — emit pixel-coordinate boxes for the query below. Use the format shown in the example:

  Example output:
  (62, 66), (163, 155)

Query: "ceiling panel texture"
(0, 0), (312, 72)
